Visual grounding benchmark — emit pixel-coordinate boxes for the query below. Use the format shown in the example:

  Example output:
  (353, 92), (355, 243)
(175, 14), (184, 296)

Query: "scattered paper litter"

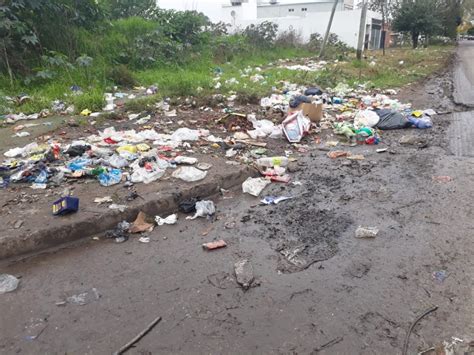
(155, 214), (178, 226)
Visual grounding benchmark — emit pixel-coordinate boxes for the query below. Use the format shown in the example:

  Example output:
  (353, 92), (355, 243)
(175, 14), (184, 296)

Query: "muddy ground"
(0, 48), (473, 354)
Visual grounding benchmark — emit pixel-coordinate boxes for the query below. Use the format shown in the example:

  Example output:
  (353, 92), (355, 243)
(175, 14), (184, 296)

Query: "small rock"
(13, 220), (24, 229)
(355, 226), (379, 238)
(234, 259), (254, 290)
(0, 274), (20, 294)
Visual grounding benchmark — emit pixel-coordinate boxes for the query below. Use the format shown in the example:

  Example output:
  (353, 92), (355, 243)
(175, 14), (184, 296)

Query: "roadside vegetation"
(0, 0), (460, 116)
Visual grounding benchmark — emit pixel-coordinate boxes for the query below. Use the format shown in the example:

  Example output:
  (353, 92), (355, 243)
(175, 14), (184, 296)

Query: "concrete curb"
(0, 166), (257, 260)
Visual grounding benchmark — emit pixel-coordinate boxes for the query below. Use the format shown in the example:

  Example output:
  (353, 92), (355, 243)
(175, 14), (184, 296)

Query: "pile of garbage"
(0, 126), (213, 190)
(1, 85), (159, 124)
(260, 81), (435, 146)
(1, 77), (436, 193)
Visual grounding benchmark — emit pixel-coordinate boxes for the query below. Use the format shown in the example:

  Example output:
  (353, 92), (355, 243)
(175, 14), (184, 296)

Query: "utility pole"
(319, 0), (339, 58)
(356, 0), (368, 60)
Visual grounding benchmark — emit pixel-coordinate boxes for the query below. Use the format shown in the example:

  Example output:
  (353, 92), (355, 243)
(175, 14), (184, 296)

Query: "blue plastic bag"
(68, 158), (91, 171)
(35, 170), (48, 184)
(98, 169), (122, 187)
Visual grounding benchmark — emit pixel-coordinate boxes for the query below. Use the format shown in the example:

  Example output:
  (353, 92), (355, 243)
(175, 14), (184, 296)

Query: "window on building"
(288, 8), (294, 12)
(302, 8), (307, 11)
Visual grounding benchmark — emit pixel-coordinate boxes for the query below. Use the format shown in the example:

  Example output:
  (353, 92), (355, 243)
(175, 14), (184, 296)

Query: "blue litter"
(98, 169), (122, 187)
(52, 196), (79, 215)
(68, 158), (91, 171)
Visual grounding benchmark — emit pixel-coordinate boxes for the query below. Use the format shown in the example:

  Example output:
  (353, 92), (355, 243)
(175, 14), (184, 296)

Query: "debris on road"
(179, 198), (199, 213)
(242, 177), (271, 197)
(432, 270), (448, 282)
(0, 274), (20, 294)
(234, 259), (255, 290)
(187, 200), (215, 220)
(66, 288), (100, 306)
(172, 166), (207, 182)
(155, 214), (178, 225)
(260, 196), (293, 205)
(202, 240), (227, 250)
(105, 221), (130, 243)
(129, 211), (154, 233)
(432, 175), (453, 183)
(327, 151), (351, 159)
(402, 306), (438, 355)
(52, 196), (79, 216)
(355, 226), (379, 238)
(94, 196), (113, 205)
(109, 204), (127, 212)
(113, 316), (162, 355)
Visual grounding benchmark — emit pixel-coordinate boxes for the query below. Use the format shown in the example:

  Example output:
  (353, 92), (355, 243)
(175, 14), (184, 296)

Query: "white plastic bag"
(108, 154), (129, 168)
(186, 201), (215, 220)
(282, 111), (311, 143)
(242, 177), (271, 197)
(170, 128), (200, 142)
(173, 156), (197, 165)
(354, 109), (380, 128)
(131, 164), (165, 184)
(172, 166), (207, 182)
(155, 214), (178, 225)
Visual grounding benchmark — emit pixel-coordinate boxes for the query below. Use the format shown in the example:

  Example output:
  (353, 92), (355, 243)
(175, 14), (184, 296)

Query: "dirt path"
(453, 40), (474, 107)
(1, 52), (473, 354)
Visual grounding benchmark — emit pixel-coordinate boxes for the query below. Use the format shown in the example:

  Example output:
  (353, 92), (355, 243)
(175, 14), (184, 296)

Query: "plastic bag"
(408, 115), (433, 129)
(155, 214), (178, 225)
(282, 111), (311, 143)
(375, 109), (411, 130)
(98, 169), (122, 187)
(172, 166), (207, 182)
(68, 158), (92, 171)
(131, 166), (165, 184)
(186, 201), (215, 220)
(170, 128), (200, 142)
(173, 156), (198, 165)
(242, 177), (271, 197)
(354, 109), (380, 128)
(108, 154), (129, 168)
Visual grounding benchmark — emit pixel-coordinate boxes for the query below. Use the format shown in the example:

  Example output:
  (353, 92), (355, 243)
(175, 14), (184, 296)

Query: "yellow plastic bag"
(80, 109), (92, 116)
(116, 145), (137, 154)
(136, 143), (151, 152)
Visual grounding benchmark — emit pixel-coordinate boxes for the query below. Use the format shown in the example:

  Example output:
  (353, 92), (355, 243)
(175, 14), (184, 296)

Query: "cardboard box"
(289, 102), (323, 123)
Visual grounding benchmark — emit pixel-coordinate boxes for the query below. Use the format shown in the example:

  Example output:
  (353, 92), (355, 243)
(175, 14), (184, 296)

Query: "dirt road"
(1, 47), (473, 354)
(453, 40), (474, 107)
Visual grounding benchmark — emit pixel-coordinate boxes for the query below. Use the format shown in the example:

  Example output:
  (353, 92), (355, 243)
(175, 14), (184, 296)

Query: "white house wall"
(233, 10), (381, 48)
(257, 2), (346, 18)
(155, 1), (381, 48)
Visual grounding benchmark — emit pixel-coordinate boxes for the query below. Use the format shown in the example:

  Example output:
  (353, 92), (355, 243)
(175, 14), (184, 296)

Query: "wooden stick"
(113, 316), (162, 355)
(402, 306), (438, 355)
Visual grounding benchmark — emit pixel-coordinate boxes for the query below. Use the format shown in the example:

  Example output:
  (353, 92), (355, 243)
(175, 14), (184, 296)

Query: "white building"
(156, 0), (383, 49)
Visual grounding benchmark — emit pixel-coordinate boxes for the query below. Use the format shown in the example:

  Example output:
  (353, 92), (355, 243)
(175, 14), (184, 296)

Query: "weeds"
(123, 94), (161, 112)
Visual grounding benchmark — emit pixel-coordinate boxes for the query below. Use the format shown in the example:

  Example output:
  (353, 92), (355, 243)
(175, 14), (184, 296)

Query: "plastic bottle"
(408, 116), (433, 129)
(256, 157), (289, 168)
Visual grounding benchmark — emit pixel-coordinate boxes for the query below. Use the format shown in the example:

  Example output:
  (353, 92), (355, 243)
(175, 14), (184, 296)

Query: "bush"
(107, 65), (137, 87)
(307, 32), (351, 59)
(275, 27), (303, 48)
(243, 21), (279, 48)
(212, 34), (249, 63)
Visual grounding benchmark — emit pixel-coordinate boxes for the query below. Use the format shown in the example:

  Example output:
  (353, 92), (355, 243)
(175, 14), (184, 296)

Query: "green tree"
(440, 0), (463, 38)
(0, 0), (104, 81)
(101, 0), (157, 19)
(392, 0), (443, 48)
(368, 0), (391, 54)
